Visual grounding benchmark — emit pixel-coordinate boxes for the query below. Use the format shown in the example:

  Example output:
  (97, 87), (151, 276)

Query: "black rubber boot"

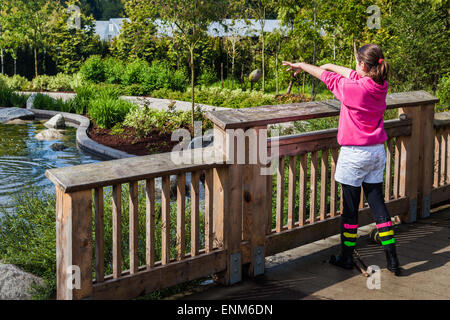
(329, 252), (354, 270)
(384, 243), (401, 276)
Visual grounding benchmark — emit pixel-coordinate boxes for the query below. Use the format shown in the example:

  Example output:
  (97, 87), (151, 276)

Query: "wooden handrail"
(46, 147), (226, 193)
(206, 91), (439, 130)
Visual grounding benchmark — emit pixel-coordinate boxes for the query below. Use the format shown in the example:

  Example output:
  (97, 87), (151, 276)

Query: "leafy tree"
(48, 1), (99, 74)
(146, 0), (231, 129)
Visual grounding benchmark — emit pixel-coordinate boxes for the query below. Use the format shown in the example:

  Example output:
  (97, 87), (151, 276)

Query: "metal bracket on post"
(254, 246), (265, 276)
(230, 252), (241, 285)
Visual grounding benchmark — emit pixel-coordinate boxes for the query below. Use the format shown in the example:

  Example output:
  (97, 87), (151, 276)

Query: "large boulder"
(0, 107), (35, 124)
(0, 264), (44, 300)
(44, 114), (66, 129)
(35, 129), (64, 141)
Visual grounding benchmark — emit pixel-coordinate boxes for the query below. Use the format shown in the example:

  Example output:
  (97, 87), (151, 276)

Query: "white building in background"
(94, 18), (288, 41)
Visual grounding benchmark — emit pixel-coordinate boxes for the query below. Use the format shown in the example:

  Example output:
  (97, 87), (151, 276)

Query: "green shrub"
(104, 57), (126, 85)
(46, 73), (74, 92)
(123, 84), (148, 96)
(5, 75), (30, 91)
(31, 75), (52, 91)
(0, 81), (28, 108)
(70, 84), (97, 114)
(32, 93), (72, 113)
(436, 74), (449, 112)
(88, 96), (135, 128)
(122, 59), (150, 86)
(197, 66), (217, 86)
(79, 55), (106, 83)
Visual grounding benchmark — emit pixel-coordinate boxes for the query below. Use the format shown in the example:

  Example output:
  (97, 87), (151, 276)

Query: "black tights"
(340, 182), (392, 254)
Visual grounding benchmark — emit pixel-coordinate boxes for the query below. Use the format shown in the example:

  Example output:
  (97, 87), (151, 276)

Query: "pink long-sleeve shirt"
(320, 70), (389, 146)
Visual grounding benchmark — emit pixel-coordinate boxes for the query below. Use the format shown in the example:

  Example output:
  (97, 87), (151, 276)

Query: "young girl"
(282, 44), (401, 276)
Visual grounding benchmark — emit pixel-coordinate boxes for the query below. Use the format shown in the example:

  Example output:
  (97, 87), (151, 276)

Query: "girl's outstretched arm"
(282, 61), (325, 80)
(320, 63), (354, 79)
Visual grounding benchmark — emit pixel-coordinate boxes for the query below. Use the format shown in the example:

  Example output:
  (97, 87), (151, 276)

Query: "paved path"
(178, 205), (450, 300)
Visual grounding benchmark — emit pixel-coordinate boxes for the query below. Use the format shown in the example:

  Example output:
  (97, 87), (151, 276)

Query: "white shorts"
(335, 144), (386, 187)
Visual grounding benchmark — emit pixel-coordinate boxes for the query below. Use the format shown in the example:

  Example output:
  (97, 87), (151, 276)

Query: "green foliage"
(71, 83), (98, 114)
(436, 73), (450, 112)
(32, 93), (72, 113)
(104, 57), (126, 84)
(0, 188), (57, 299)
(0, 80), (28, 108)
(46, 73), (74, 92)
(31, 75), (52, 92)
(79, 55), (106, 83)
(123, 105), (196, 137)
(122, 59), (151, 86)
(88, 94), (135, 128)
(197, 66), (218, 86)
(4, 75), (30, 91)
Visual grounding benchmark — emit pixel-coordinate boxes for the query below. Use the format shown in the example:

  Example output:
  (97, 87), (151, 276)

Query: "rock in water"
(0, 264), (44, 300)
(35, 129), (64, 141)
(50, 143), (68, 151)
(0, 107), (35, 124)
(44, 114), (65, 129)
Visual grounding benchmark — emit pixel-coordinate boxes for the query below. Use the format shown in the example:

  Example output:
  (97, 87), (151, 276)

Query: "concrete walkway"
(178, 204), (450, 300)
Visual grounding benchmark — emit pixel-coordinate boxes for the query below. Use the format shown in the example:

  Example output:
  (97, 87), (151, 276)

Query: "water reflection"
(0, 122), (101, 210)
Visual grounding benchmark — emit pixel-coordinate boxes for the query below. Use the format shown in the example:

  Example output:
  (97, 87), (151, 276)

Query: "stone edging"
(30, 109), (135, 160)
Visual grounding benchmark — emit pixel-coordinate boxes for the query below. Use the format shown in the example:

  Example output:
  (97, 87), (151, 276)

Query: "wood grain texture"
(191, 171), (200, 257)
(129, 182), (139, 275)
(94, 187), (104, 283)
(288, 156), (296, 229)
(146, 179), (155, 269)
(112, 185), (122, 279)
(161, 176), (171, 265)
(320, 150), (328, 220)
(206, 91), (437, 130)
(276, 157), (285, 232)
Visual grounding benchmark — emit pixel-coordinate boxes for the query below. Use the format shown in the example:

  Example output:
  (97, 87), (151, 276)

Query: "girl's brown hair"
(357, 44), (389, 85)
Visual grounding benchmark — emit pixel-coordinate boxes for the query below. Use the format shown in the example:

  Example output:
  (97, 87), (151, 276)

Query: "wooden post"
(417, 104), (435, 218)
(56, 187), (93, 300)
(398, 107), (421, 223)
(242, 126), (268, 277)
(213, 125), (241, 285)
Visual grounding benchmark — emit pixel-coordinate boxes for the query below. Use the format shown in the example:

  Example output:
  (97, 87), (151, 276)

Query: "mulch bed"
(88, 125), (182, 156)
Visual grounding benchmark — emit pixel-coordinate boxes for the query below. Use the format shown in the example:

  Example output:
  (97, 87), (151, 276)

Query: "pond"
(0, 121), (101, 211)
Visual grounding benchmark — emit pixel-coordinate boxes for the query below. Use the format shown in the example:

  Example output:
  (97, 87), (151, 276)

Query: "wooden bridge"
(45, 91), (449, 300)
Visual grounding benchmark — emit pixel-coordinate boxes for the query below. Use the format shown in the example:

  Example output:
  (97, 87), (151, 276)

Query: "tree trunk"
(261, 26), (265, 92)
(302, 73), (305, 96)
(34, 47), (39, 78)
(190, 47), (195, 132)
(0, 48), (4, 75)
(286, 79), (294, 95)
(275, 50), (279, 95)
(221, 62), (224, 89)
(311, 2), (317, 101)
(14, 58), (17, 75)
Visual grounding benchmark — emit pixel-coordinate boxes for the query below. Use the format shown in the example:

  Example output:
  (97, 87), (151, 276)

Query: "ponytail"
(357, 44), (389, 85)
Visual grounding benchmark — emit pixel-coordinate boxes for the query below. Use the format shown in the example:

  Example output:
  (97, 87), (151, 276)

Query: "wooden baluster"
(129, 182), (139, 275)
(276, 157), (285, 232)
(393, 137), (401, 199)
(330, 148), (338, 217)
(112, 184), (122, 279)
(298, 154), (307, 226)
(440, 131), (447, 186)
(205, 169), (214, 252)
(385, 139), (393, 201)
(266, 169), (273, 234)
(146, 179), (155, 269)
(176, 173), (186, 260)
(288, 156), (296, 229)
(320, 149), (329, 220)
(339, 186), (343, 215)
(161, 176), (170, 265)
(191, 171), (200, 257)
(434, 131), (440, 188)
(94, 187), (104, 283)
(310, 151), (318, 224)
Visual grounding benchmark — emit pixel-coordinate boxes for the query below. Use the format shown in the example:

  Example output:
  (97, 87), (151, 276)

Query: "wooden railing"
(46, 91), (448, 300)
